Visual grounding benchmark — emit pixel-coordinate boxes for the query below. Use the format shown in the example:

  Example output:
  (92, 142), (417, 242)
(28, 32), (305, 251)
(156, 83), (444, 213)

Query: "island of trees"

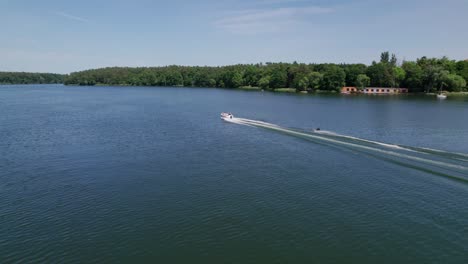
(0, 72), (65, 85)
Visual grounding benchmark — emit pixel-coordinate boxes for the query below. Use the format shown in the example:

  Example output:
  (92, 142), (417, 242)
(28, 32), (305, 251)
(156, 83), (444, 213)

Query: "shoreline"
(2, 83), (468, 97)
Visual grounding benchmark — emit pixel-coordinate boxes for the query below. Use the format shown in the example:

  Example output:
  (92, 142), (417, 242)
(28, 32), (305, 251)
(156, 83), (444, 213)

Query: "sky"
(1, 0), (467, 73)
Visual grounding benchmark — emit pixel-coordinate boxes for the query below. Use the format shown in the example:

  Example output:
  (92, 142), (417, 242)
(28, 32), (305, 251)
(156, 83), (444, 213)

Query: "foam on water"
(314, 130), (410, 150)
(228, 116), (468, 182)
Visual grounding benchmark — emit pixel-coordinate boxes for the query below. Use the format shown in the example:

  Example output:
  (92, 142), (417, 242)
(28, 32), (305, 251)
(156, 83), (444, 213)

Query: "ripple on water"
(1, 85), (468, 263)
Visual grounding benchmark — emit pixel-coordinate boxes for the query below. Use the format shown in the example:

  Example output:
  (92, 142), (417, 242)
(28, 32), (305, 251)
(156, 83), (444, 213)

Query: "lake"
(1, 84), (468, 263)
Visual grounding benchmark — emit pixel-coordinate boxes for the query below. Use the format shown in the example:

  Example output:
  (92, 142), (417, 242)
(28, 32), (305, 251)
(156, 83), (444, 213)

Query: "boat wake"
(225, 116), (468, 183)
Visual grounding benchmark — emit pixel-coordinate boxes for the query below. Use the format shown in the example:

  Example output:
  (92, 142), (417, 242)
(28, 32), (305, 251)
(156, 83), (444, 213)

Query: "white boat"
(436, 84), (447, 99)
(220, 112), (234, 120)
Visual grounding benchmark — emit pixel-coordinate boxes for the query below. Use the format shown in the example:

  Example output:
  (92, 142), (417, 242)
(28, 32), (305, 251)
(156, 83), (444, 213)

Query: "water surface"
(1, 85), (468, 263)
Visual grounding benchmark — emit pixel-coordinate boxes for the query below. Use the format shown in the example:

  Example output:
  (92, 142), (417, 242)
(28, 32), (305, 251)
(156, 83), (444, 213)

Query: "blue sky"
(1, 0), (467, 73)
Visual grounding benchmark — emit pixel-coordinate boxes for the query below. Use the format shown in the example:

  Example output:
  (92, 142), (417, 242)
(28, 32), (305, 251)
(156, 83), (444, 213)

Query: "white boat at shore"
(437, 93), (447, 100)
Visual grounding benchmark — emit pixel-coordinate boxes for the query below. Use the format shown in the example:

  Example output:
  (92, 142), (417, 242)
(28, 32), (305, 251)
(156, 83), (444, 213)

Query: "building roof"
(365, 87), (407, 89)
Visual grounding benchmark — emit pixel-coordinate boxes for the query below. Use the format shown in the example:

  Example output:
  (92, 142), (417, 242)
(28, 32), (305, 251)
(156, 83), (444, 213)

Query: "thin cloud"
(215, 6), (333, 34)
(255, 0), (311, 5)
(55, 11), (90, 23)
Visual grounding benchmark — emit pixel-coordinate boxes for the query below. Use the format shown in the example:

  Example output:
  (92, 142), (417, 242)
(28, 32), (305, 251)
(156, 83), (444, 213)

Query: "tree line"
(0, 72), (65, 85)
(64, 52), (468, 92)
(2, 52), (467, 92)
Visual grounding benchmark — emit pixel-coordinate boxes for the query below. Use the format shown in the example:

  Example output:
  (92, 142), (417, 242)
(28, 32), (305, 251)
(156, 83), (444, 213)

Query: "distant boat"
(436, 83), (447, 99)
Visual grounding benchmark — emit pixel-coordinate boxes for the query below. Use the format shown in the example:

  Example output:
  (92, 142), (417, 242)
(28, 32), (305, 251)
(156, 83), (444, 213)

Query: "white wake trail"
(230, 117), (468, 172)
(314, 130), (417, 152)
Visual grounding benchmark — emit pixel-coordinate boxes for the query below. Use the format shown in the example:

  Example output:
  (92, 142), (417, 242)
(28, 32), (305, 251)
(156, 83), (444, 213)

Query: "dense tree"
(289, 63), (310, 90)
(390, 54), (398, 67)
(367, 62), (389, 87)
(401, 61), (423, 91)
(296, 76), (309, 91)
(380, 52), (390, 64)
(367, 51), (399, 87)
(308, 72), (323, 91)
(455, 60), (468, 81)
(442, 73), (466, 92)
(0, 72), (64, 84)
(243, 65), (260, 87)
(422, 65), (444, 92)
(356, 74), (370, 89)
(320, 65), (346, 91)
(343, 64), (367, 87)
(393, 67), (406, 87)
(167, 71), (183, 86)
(268, 63), (288, 89)
(437, 70), (450, 89)
(231, 71), (244, 88)
(258, 76), (270, 89)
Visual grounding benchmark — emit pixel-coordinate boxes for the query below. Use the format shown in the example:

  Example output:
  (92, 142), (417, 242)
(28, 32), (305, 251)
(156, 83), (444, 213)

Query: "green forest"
(64, 52), (467, 93)
(2, 52), (467, 93)
(0, 72), (65, 84)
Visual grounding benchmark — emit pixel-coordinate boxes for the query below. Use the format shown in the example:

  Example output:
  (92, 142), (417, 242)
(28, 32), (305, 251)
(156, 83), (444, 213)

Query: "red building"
(341, 87), (358, 94)
(362, 87), (408, 94)
(341, 87), (408, 94)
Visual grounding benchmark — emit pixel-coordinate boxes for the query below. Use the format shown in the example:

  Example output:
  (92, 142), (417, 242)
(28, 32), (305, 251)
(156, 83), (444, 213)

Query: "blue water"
(1, 85), (468, 263)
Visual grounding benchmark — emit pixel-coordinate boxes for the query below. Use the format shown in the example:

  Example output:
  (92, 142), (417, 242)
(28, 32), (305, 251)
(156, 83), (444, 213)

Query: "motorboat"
(221, 112), (234, 120)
